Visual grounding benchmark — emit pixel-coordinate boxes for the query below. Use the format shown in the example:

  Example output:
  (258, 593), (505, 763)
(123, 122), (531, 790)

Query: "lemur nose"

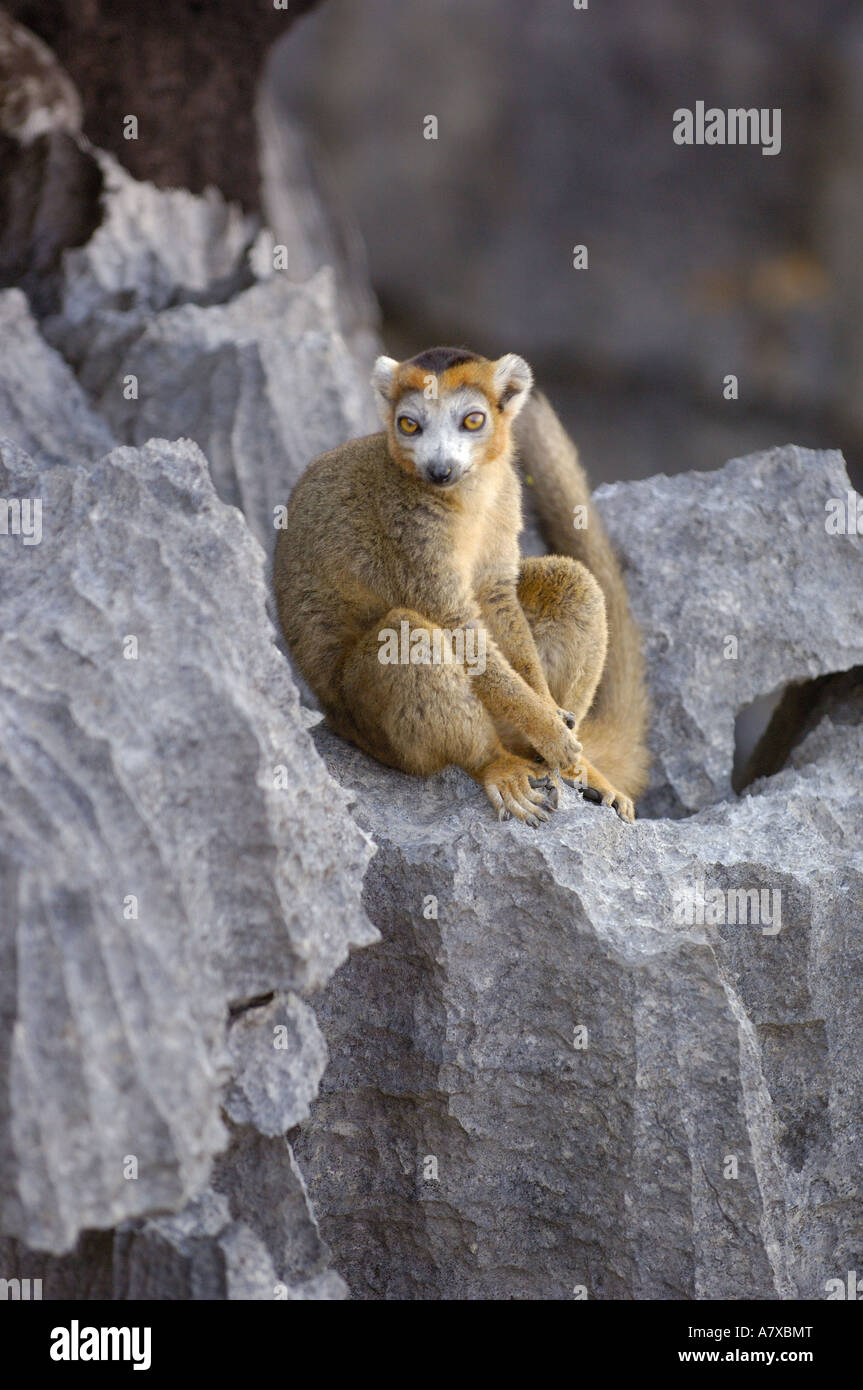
(427, 461), (453, 484)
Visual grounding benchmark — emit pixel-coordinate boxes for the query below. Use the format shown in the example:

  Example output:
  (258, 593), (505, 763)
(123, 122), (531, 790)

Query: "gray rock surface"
(55, 146), (255, 312)
(42, 149), (259, 382)
(0, 1122), (346, 1300)
(225, 993), (329, 1138)
(293, 447), (863, 1301)
(0, 105), (383, 1296)
(112, 1123), (348, 1300)
(88, 270), (376, 551)
(0, 288), (115, 464)
(0, 433), (375, 1283)
(38, 149), (377, 553)
(593, 446), (863, 816)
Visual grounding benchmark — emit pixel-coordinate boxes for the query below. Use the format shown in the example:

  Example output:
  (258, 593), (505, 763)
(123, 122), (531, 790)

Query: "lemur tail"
(513, 391), (650, 801)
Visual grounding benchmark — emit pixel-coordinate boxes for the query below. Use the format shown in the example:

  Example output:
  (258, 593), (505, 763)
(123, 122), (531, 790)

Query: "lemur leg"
(330, 607), (560, 825)
(517, 556), (635, 822)
(518, 556), (607, 721)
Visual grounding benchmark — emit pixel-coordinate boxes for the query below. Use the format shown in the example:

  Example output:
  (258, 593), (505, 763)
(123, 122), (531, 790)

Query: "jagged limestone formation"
(39, 150), (377, 553)
(0, 288), (114, 463)
(0, 107), (382, 1295)
(595, 447), (863, 816)
(0, 433), (375, 1290)
(293, 448), (863, 1300)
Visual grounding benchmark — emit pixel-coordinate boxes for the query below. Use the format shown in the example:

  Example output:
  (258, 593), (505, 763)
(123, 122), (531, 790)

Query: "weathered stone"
(33, 151), (378, 552)
(0, 435), (375, 1257)
(225, 992), (329, 1138)
(114, 1123), (348, 1300)
(0, 288), (114, 463)
(0, 112), (383, 1296)
(593, 446), (863, 817)
(0, 1121), (348, 1299)
(42, 150), (259, 382)
(88, 269), (377, 551)
(293, 448), (863, 1301)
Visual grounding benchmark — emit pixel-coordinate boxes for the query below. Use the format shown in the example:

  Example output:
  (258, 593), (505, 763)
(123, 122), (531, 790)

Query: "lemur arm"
(475, 577), (553, 702)
(405, 576), (580, 769)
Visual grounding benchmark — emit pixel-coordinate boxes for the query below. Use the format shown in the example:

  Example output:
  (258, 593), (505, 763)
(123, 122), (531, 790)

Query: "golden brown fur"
(274, 349), (649, 824)
(513, 390), (651, 802)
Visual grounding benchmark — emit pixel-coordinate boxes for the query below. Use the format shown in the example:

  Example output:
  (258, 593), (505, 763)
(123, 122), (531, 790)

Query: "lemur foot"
(481, 753), (559, 827)
(559, 758), (636, 823)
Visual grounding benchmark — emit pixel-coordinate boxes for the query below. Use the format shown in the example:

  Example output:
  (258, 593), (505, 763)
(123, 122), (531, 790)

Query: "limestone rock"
(293, 447), (863, 1301)
(88, 270), (377, 550)
(37, 150), (378, 552)
(0, 434), (376, 1256)
(0, 121), (381, 1297)
(594, 446), (863, 816)
(114, 1125), (348, 1300)
(225, 992), (329, 1138)
(0, 288), (114, 463)
(43, 150), (258, 381)
(0, 1125), (348, 1299)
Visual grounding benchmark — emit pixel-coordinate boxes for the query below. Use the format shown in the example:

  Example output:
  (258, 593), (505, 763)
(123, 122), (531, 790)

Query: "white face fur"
(371, 354), (533, 488)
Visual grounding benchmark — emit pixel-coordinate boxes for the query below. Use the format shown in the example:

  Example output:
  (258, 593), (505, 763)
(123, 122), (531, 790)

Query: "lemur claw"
(578, 779), (636, 823)
(484, 753), (560, 825)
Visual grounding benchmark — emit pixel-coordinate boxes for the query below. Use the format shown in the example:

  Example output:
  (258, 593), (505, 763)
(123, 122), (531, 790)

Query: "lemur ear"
(371, 355), (399, 426)
(492, 353), (533, 418)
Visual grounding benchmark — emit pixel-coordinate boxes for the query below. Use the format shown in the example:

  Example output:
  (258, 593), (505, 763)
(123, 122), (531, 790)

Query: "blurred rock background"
(270, 0), (863, 486)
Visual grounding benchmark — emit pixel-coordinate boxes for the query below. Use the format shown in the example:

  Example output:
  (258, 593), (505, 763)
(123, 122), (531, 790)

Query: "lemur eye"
(463, 411), (486, 431)
(398, 416), (420, 435)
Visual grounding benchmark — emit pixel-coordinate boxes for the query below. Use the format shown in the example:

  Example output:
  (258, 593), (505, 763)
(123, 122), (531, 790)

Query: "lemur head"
(371, 346), (533, 488)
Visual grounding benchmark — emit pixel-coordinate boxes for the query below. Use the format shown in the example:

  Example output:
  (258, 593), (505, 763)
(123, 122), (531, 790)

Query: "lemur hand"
(533, 711), (583, 772)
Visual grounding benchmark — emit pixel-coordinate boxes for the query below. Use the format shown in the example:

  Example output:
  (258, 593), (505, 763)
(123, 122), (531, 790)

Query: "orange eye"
(463, 411), (486, 431)
(398, 416), (420, 435)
